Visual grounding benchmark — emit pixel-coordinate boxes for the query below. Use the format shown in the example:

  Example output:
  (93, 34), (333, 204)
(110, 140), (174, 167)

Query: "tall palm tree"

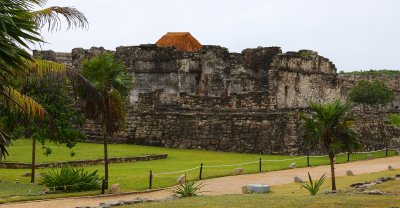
(302, 100), (360, 191)
(79, 53), (133, 188)
(0, 0), (89, 183)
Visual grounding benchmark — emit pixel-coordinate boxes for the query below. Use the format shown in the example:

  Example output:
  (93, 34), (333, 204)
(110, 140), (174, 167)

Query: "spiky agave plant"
(174, 181), (204, 197)
(301, 172), (326, 196)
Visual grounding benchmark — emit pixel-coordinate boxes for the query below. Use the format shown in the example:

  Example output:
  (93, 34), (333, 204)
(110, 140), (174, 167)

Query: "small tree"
(348, 80), (394, 106)
(78, 53), (133, 188)
(302, 100), (360, 191)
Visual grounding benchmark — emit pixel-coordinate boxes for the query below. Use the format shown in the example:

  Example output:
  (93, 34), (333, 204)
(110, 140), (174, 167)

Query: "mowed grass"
(0, 139), (397, 203)
(124, 194), (400, 208)
(122, 170), (400, 208)
(2, 139), (163, 163)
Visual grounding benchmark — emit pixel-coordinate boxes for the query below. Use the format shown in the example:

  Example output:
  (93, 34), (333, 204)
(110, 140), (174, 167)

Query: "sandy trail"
(1, 156), (399, 208)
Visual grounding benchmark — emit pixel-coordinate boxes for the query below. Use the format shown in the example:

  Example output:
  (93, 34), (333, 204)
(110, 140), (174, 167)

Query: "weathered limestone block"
(176, 175), (186, 185)
(242, 184), (270, 194)
(347, 170), (354, 176)
(294, 176), (304, 183)
(111, 184), (120, 194)
(234, 168), (244, 175)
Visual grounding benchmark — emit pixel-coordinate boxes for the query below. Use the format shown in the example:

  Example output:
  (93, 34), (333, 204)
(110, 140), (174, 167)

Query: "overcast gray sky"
(36, 0), (400, 72)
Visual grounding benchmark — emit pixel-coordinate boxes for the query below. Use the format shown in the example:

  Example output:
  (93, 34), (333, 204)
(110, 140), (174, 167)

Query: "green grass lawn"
(122, 170), (400, 208)
(0, 139), (397, 203)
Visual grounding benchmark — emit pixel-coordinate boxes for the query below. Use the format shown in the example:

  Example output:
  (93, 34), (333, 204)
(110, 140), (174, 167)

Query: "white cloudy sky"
(36, 0), (400, 72)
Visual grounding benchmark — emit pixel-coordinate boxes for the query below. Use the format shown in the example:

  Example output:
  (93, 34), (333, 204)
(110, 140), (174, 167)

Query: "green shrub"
(40, 166), (102, 192)
(173, 181), (203, 197)
(388, 114), (400, 126)
(300, 172), (326, 196)
(348, 80), (393, 106)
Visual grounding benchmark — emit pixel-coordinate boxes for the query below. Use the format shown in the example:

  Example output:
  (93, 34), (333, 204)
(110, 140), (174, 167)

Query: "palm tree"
(79, 53), (133, 188)
(0, 0), (88, 184)
(302, 100), (360, 191)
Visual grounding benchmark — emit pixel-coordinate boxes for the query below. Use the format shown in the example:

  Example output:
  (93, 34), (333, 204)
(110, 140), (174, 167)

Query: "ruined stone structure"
(34, 41), (400, 155)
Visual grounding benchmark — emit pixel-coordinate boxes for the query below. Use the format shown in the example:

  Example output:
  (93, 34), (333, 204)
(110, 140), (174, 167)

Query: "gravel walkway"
(1, 156), (399, 208)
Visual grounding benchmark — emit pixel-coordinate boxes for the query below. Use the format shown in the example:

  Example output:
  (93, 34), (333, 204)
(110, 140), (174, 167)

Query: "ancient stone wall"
(33, 45), (400, 155)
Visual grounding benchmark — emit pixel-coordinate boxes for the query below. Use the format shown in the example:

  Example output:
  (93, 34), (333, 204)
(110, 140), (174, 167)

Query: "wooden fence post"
(199, 163), (203, 180)
(149, 170), (153, 190)
(101, 179), (106, 194)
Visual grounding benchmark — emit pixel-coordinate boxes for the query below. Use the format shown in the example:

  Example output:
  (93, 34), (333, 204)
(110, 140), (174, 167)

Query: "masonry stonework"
(34, 45), (400, 155)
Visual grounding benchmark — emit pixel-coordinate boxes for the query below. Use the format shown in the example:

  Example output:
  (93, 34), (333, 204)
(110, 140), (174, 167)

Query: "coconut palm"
(0, 0), (88, 163)
(79, 53), (133, 187)
(302, 100), (360, 191)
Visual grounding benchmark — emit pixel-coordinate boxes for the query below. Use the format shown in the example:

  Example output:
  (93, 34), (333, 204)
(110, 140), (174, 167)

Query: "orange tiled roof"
(156, 32), (202, 52)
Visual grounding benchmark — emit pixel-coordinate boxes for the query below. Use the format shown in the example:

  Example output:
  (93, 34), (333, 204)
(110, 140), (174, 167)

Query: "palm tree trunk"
(31, 137), (36, 183)
(101, 121), (109, 189)
(329, 152), (336, 191)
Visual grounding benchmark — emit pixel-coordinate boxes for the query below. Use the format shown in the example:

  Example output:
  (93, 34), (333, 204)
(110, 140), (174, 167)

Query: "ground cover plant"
(388, 113), (400, 126)
(120, 170), (400, 208)
(0, 139), (396, 203)
(40, 166), (102, 192)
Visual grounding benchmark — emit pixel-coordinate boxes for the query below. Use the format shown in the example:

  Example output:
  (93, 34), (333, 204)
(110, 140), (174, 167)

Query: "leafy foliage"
(40, 166), (102, 192)
(348, 80), (394, 106)
(174, 181), (203, 197)
(0, 75), (86, 149)
(300, 172), (326, 196)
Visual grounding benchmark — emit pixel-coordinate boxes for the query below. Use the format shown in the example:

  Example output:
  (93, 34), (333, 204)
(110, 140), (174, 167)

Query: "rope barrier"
(353, 149), (387, 154)
(203, 160), (259, 168)
(262, 156), (307, 162)
(153, 166), (200, 176)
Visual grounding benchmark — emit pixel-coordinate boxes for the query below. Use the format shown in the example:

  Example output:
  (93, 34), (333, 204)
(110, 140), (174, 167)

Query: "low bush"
(40, 166), (102, 192)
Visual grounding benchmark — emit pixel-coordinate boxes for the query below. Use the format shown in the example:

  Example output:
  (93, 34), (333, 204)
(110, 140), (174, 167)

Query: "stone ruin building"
(35, 32), (400, 155)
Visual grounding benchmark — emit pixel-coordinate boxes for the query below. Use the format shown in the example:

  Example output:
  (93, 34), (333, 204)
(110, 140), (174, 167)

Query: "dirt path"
(1, 156), (399, 208)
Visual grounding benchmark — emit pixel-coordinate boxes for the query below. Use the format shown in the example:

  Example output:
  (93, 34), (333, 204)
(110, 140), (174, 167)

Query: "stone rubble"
(294, 176), (304, 183)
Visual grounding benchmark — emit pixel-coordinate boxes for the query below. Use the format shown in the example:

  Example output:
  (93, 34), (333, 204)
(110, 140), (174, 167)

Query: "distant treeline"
(343, 69), (400, 76)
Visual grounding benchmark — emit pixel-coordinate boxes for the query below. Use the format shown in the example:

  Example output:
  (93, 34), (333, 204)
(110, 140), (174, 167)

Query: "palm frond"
(0, 0), (42, 70)
(106, 89), (125, 134)
(0, 127), (11, 159)
(66, 68), (105, 120)
(33, 6), (88, 31)
(28, 59), (67, 77)
(0, 86), (48, 119)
